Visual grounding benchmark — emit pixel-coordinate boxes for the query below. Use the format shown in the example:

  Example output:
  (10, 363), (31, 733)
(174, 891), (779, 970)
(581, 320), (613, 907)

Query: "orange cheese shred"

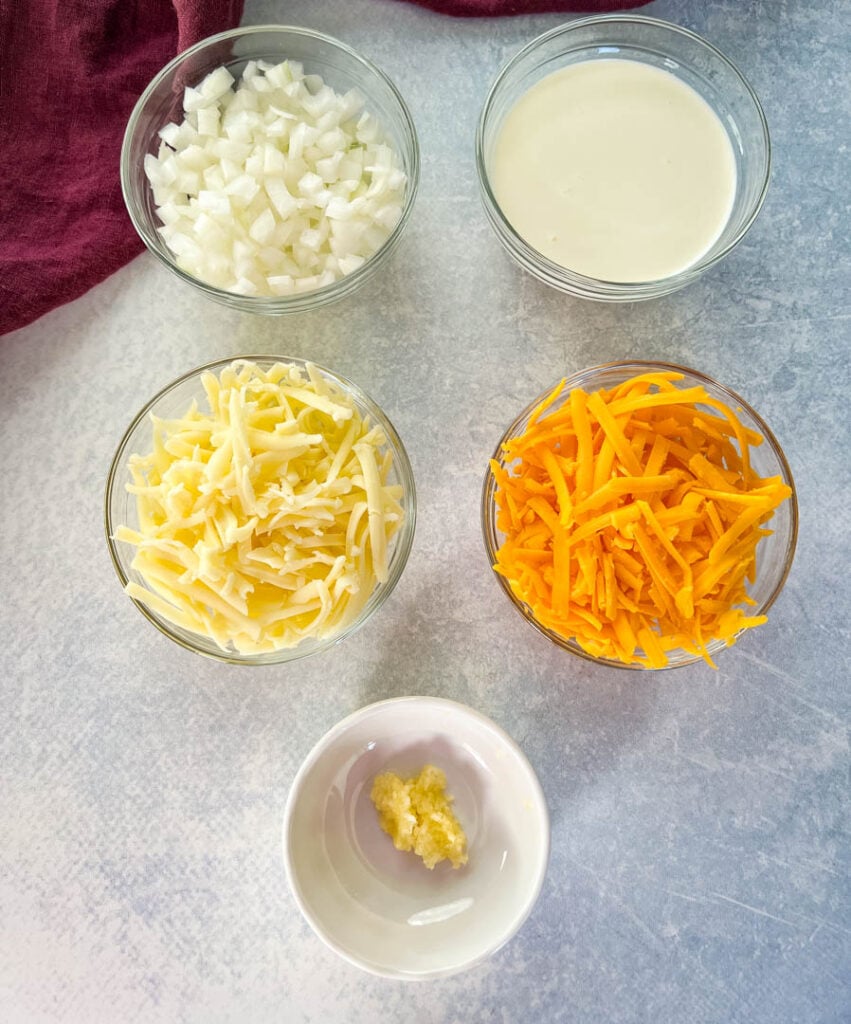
(491, 371), (792, 668)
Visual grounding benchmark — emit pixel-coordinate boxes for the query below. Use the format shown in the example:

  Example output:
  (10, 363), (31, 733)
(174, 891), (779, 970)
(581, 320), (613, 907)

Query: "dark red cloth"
(403, 0), (649, 14)
(0, 0), (649, 336)
(0, 0), (244, 337)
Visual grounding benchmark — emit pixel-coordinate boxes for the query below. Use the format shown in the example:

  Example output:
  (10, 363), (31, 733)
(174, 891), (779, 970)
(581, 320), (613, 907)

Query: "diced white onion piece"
(245, 149), (264, 179)
(299, 228), (323, 251)
(152, 185), (178, 208)
(219, 157), (242, 183)
(267, 274), (295, 295)
(287, 121), (308, 161)
(183, 86), (205, 113)
(337, 254), (366, 275)
(232, 276), (259, 295)
(158, 157), (179, 185)
(225, 174), (260, 204)
(197, 107), (220, 137)
(356, 113), (380, 144)
(144, 153), (166, 186)
(315, 152), (344, 182)
(325, 196), (352, 221)
(294, 274), (322, 293)
(232, 239), (254, 264)
(166, 232), (201, 260)
(176, 146), (207, 173)
(317, 128), (346, 156)
(203, 165), (225, 191)
(262, 143), (285, 176)
(339, 89), (365, 123)
(225, 123), (252, 144)
(249, 209), (276, 244)
(265, 62), (292, 89)
(176, 170), (201, 195)
(265, 177), (298, 219)
(330, 219), (366, 254)
(200, 66), (235, 104)
(297, 171), (323, 198)
(375, 204), (403, 230)
(156, 202), (183, 226)
(158, 122), (181, 147)
(198, 190), (231, 217)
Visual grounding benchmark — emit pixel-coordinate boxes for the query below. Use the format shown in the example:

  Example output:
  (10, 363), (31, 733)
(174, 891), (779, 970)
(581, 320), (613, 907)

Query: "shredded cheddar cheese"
(490, 371), (792, 668)
(116, 360), (405, 654)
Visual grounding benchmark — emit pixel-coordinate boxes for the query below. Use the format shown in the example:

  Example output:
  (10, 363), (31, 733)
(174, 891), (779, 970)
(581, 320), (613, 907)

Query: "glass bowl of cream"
(476, 15), (771, 301)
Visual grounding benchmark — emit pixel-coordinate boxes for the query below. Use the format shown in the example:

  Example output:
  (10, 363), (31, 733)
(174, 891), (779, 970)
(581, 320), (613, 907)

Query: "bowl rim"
(120, 23), (420, 313)
(104, 354), (417, 665)
(281, 695), (551, 980)
(475, 14), (772, 300)
(481, 359), (799, 670)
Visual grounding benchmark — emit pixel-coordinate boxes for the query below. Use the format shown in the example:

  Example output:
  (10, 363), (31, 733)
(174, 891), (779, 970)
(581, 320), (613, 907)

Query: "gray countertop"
(1, 0), (849, 1021)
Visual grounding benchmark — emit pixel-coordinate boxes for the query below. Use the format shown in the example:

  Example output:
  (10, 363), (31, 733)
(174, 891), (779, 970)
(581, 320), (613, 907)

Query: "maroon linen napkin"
(0, 0), (649, 337)
(0, 0), (244, 337)
(404, 0), (649, 14)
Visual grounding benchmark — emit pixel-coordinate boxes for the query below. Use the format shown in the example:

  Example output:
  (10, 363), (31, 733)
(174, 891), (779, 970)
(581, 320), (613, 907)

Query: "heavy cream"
(490, 59), (737, 283)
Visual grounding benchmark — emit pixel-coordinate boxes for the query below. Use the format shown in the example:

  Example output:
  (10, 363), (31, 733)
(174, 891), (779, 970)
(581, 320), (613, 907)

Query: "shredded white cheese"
(145, 59), (407, 296)
(116, 360), (405, 654)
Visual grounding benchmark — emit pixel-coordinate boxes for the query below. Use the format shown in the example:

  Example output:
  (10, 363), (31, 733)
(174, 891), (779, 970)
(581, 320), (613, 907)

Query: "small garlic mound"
(144, 60), (407, 296)
(371, 765), (469, 870)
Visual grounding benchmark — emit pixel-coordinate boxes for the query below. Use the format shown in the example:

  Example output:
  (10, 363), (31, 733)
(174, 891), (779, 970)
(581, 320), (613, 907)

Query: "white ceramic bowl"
(282, 696), (550, 979)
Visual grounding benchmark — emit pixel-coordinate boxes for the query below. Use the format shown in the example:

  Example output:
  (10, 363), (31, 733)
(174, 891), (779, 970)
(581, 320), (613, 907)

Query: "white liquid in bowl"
(490, 59), (737, 283)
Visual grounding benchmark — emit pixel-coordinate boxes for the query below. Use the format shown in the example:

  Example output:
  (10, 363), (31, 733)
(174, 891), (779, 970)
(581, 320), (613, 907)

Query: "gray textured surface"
(1, 0), (849, 1021)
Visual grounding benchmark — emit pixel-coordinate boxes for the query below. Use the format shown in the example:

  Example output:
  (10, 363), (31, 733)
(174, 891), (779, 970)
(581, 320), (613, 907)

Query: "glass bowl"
(121, 25), (420, 314)
(105, 356), (416, 665)
(476, 16), (771, 301)
(283, 696), (550, 979)
(481, 361), (798, 670)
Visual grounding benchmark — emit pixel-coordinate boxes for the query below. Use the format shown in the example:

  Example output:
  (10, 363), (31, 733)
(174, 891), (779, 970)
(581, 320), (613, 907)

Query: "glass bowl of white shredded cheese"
(105, 357), (417, 664)
(121, 26), (420, 313)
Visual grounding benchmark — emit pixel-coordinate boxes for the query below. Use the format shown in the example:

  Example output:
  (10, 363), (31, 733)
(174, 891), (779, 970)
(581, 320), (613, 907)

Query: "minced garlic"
(370, 764), (468, 869)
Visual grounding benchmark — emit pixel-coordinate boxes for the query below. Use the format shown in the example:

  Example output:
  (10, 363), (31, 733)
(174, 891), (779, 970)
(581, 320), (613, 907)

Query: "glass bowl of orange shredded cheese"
(482, 361), (797, 669)
(105, 356), (415, 664)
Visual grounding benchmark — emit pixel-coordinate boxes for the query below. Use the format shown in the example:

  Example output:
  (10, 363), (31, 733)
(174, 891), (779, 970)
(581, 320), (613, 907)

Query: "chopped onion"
(145, 60), (407, 296)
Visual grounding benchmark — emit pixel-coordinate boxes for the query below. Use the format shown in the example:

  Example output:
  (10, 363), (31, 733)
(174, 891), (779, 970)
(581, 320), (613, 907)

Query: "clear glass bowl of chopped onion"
(481, 362), (798, 670)
(121, 26), (419, 313)
(105, 356), (417, 664)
